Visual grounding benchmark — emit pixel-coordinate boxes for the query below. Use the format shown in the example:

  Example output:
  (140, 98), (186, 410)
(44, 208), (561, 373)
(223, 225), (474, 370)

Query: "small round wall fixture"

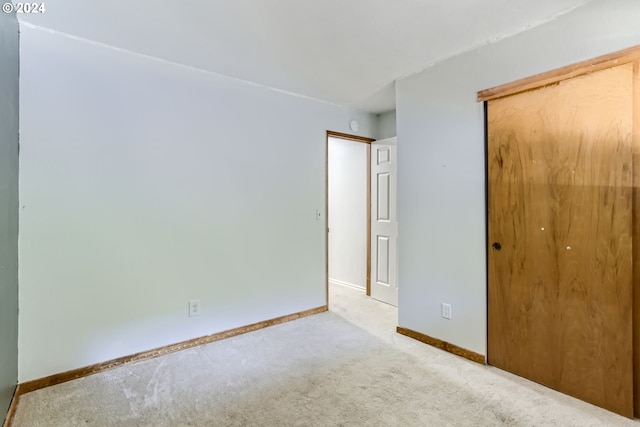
(350, 120), (360, 132)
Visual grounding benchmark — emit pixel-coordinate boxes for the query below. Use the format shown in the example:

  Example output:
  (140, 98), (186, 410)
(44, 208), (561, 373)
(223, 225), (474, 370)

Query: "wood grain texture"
(17, 306), (327, 396)
(326, 133), (330, 305)
(479, 45), (640, 101)
(366, 143), (372, 296)
(487, 64), (634, 417)
(2, 385), (20, 427)
(633, 61), (640, 417)
(396, 327), (486, 365)
(326, 130), (375, 144)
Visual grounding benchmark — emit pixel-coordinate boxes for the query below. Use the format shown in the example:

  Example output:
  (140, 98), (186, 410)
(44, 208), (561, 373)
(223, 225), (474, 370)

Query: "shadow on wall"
(0, 8), (20, 422)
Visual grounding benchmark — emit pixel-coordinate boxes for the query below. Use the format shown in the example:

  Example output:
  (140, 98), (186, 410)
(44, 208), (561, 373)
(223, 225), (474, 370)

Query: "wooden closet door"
(487, 64), (634, 417)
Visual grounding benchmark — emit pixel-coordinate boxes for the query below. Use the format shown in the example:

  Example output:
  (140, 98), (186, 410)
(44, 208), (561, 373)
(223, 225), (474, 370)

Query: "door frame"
(326, 130), (375, 305)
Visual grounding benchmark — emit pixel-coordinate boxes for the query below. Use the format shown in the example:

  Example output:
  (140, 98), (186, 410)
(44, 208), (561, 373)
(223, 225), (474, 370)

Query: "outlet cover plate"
(189, 299), (201, 317)
(441, 303), (452, 320)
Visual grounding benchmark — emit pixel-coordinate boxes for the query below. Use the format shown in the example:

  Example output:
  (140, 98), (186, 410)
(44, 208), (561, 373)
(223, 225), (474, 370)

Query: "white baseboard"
(329, 278), (365, 292)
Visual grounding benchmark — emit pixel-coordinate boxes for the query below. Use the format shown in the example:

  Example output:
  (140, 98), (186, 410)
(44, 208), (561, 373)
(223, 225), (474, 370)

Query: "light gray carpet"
(11, 284), (640, 426)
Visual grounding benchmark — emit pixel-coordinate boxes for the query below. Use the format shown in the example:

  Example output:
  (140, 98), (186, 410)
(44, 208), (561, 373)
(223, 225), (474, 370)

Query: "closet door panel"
(633, 61), (640, 417)
(488, 64), (634, 417)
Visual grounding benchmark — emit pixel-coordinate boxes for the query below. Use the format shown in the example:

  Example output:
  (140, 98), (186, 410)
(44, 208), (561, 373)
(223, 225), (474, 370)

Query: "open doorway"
(326, 131), (399, 308)
(326, 132), (373, 303)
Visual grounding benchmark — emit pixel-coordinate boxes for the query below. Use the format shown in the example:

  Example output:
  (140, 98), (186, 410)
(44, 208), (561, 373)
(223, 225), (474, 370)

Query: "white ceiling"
(19, 0), (592, 113)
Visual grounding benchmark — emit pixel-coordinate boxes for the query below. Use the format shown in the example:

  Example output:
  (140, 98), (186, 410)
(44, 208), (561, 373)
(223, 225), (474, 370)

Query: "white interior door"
(370, 137), (398, 306)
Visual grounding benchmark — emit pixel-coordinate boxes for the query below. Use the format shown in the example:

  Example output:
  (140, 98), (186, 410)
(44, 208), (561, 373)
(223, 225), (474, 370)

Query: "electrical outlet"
(441, 303), (452, 320)
(189, 299), (201, 317)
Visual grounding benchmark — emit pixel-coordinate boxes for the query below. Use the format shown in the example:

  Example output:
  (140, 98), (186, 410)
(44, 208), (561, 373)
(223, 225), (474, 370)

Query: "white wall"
(377, 110), (397, 140)
(18, 24), (376, 382)
(328, 137), (367, 290)
(0, 9), (19, 418)
(396, 0), (640, 355)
